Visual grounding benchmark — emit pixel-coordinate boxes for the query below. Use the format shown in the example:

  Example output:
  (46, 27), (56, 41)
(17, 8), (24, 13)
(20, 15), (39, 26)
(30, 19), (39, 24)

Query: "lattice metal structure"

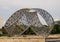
(4, 8), (54, 37)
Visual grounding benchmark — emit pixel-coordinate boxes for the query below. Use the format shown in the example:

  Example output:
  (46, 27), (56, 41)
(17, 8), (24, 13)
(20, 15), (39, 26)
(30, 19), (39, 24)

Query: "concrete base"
(0, 36), (45, 42)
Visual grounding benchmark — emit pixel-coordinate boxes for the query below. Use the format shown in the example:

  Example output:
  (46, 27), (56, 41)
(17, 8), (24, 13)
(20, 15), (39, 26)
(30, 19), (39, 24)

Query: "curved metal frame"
(4, 8), (54, 37)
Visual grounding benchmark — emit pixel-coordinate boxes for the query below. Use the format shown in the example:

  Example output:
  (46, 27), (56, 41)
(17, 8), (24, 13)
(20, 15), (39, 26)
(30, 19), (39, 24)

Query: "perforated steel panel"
(4, 8), (54, 37)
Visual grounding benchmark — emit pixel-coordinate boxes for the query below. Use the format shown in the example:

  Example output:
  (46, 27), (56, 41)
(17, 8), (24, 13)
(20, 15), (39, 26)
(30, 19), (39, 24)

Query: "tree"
(51, 24), (60, 34)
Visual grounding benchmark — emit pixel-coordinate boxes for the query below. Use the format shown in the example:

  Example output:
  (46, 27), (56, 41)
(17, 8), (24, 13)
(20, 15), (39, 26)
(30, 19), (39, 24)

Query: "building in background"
(0, 16), (3, 29)
(54, 18), (60, 25)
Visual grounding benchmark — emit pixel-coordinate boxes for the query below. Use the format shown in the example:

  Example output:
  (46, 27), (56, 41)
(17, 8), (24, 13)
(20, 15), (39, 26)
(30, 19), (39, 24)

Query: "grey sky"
(0, 0), (60, 24)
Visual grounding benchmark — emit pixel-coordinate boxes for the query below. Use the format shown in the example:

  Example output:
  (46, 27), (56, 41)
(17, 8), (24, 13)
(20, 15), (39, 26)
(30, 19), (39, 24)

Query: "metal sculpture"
(4, 8), (54, 37)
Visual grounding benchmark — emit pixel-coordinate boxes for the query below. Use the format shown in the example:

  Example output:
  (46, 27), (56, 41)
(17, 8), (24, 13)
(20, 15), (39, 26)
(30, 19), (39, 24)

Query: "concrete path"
(46, 38), (60, 42)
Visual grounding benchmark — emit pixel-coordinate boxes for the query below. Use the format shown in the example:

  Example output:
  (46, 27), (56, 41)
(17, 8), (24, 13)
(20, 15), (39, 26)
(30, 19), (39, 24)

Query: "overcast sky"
(0, 0), (60, 24)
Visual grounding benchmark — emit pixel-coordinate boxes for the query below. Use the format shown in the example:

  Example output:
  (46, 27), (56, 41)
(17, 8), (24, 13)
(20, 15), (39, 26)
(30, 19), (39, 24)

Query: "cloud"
(0, 0), (59, 8)
(0, 0), (60, 25)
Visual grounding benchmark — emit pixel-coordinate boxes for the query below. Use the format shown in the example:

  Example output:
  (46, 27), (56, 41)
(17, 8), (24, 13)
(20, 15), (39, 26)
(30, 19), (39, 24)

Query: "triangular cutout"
(22, 27), (36, 35)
